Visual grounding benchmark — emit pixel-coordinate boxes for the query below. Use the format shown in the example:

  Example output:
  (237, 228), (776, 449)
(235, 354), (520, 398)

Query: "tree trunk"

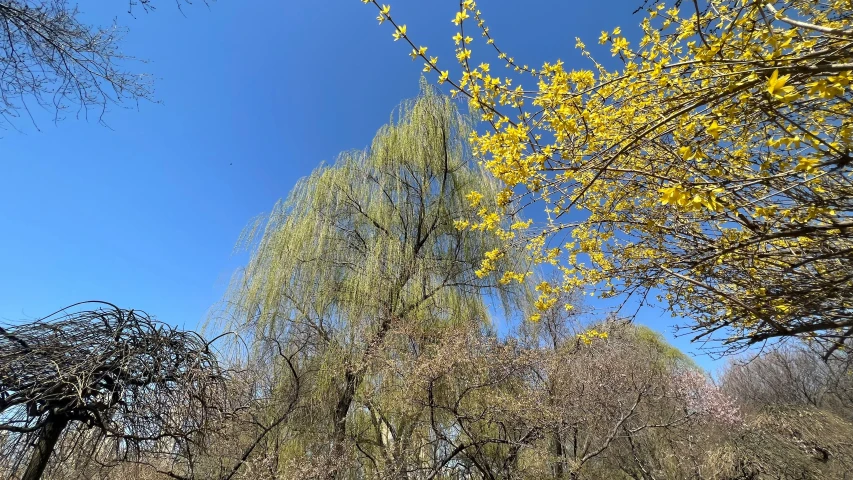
(552, 429), (565, 478)
(333, 369), (359, 443)
(22, 414), (69, 480)
(328, 368), (361, 479)
(329, 316), (393, 478)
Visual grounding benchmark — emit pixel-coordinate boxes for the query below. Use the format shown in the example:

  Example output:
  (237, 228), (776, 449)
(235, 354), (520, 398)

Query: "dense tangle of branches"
(0, 301), (225, 480)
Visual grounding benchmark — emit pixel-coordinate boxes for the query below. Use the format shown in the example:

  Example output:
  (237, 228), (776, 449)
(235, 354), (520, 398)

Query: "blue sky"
(0, 0), (721, 370)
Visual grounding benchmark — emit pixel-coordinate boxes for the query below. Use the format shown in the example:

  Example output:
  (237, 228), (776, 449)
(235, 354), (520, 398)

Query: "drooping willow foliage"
(220, 82), (532, 474)
(232, 83), (526, 337)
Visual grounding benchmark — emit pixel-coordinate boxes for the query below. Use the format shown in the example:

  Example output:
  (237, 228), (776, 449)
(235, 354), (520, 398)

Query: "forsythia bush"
(360, 0), (853, 355)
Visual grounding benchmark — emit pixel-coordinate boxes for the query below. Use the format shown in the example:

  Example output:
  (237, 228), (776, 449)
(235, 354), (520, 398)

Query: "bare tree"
(722, 344), (853, 419)
(0, 0), (209, 129)
(0, 301), (226, 480)
(714, 405), (853, 479)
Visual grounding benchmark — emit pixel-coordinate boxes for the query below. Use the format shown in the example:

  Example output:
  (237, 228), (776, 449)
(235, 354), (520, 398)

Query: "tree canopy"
(220, 83), (531, 476)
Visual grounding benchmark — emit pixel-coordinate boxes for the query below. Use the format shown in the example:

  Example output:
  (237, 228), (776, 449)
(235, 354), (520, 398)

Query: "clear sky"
(0, 0), (721, 370)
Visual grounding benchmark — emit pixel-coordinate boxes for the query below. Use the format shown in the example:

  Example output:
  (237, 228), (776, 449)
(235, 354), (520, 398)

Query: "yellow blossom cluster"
(577, 329), (609, 345)
(359, 0), (853, 352)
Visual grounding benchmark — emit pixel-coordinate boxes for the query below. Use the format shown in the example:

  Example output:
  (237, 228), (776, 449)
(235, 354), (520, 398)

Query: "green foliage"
(633, 324), (698, 371)
(228, 82), (526, 344)
(218, 83), (533, 477)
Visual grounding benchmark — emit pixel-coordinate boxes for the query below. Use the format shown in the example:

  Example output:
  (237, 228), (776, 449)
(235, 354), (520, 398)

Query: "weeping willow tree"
(220, 83), (530, 477)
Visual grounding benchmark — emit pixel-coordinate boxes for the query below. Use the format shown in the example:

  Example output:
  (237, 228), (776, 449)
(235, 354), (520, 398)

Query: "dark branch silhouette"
(0, 0), (211, 130)
(0, 301), (226, 480)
